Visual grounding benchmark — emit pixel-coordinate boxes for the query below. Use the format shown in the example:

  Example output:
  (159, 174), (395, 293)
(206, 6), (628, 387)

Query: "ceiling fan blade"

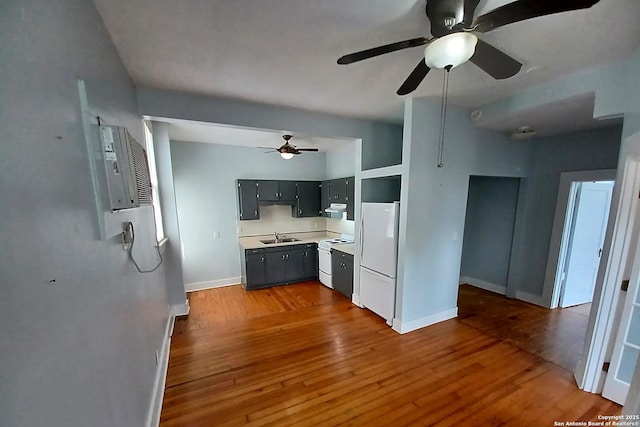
(296, 148), (319, 152)
(470, 39), (522, 79)
(337, 37), (430, 65)
(257, 146), (277, 149)
(473, 0), (600, 33)
(397, 60), (431, 96)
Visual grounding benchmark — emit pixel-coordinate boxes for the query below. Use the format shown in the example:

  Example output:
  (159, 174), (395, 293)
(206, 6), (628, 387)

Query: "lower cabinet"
(331, 249), (354, 298)
(242, 243), (318, 290)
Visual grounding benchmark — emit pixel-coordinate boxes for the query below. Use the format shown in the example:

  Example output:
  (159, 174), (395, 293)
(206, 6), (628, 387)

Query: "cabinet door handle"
(299, 209), (302, 215)
(261, 256), (264, 263)
(282, 254), (286, 260)
(254, 210), (258, 216)
(286, 254), (289, 259)
(276, 192), (279, 198)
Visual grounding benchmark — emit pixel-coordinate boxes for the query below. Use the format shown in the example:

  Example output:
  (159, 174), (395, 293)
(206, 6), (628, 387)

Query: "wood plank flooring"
(458, 284), (592, 371)
(161, 282), (620, 426)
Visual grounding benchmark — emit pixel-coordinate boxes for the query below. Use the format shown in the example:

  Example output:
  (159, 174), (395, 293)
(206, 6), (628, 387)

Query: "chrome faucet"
(274, 231), (281, 241)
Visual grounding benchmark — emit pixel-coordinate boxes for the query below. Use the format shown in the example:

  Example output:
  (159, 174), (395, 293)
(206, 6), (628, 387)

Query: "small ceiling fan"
(259, 135), (319, 160)
(337, 0), (601, 95)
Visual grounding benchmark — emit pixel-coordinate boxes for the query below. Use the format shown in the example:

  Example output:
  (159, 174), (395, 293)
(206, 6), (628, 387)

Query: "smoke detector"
(510, 126), (537, 140)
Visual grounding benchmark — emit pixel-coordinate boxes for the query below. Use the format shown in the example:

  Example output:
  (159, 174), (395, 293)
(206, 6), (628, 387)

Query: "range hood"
(325, 203), (347, 217)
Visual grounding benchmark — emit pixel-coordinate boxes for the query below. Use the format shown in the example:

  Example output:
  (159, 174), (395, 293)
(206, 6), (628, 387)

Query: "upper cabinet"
(238, 177), (353, 221)
(346, 176), (354, 221)
(321, 180), (331, 218)
(326, 177), (355, 220)
(237, 179), (260, 220)
(295, 181), (321, 217)
(257, 180), (297, 202)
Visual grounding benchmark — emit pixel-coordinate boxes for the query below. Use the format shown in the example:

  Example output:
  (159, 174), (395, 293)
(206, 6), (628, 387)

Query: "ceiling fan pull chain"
(437, 66), (451, 168)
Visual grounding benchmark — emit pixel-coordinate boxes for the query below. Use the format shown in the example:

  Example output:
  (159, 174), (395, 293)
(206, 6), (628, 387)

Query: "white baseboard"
(185, 277), (241, 292)
(170, 299), (190, 317)
(146, 314), (174, 427)
(515, 290), (547, 308)
(351, 293), (363, 307)
(391, 307), (458, 334)
(460, 276), (506, 295)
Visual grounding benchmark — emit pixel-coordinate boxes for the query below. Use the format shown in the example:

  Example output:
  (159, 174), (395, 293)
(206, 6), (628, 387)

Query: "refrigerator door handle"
(359, 214), (365, 259)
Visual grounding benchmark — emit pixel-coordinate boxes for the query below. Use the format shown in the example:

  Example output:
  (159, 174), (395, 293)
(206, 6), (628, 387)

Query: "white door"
(602, 234), (640, 404)
(360, 202), (399, 278)
(560, 182), (614, 308)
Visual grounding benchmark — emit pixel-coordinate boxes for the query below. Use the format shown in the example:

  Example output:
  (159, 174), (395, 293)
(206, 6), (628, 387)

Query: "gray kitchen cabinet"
(279, 181), (297, 201)
(265, 251), (288, 284)
(237, 179), (259, 220)
(258, 180), (297, 202)
(242, 243), (318, 290)
(295, 181), (321, 218)
(346, 176), (355, 221)
(257, 180), (280, 202)
(330, 178), (347, 203)
(302, 244), (318, 279)
(331, 249), (354, 298)
(321, 180), (331, 217)
(245, 251), (267, 289)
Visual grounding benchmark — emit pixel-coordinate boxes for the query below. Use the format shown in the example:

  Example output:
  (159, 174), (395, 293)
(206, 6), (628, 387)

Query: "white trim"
(460, 276), (506, 295)
(170, 299), (190, 317)
(579, 156), (640, 393)
(391, 308), (458, 334)
(145, 315), (174, 427)
(185, 277), (241, 292)
(543, 169), (617, 309)
(360, 164), (404, 180)
(515, 290), (547, 307)
(351, 293), (363, 307)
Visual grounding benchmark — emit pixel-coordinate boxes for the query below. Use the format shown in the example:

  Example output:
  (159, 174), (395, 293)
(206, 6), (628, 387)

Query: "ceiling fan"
(259, 135), (319, 160)
(337, 0), (601, 95)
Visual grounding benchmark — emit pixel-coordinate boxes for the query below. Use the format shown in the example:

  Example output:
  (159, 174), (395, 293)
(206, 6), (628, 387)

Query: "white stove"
(318, 234), (354, 288)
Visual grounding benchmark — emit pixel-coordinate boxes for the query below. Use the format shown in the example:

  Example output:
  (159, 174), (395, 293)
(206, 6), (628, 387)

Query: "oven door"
(318, 247), (333, 288)
(318, 247), (332, 274)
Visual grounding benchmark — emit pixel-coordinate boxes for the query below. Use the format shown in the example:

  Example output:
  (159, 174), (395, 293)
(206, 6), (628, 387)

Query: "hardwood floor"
(161, 282), (620, 426)
(458, 284), (592, 371)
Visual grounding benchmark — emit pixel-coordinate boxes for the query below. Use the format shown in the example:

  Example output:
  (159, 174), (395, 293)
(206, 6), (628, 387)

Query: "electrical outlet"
(121, 223), (133, 250)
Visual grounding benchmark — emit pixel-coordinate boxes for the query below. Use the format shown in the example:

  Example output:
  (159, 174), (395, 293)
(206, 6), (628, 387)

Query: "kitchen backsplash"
(327, 217), (355, 235)
(237, 205), (355, 237)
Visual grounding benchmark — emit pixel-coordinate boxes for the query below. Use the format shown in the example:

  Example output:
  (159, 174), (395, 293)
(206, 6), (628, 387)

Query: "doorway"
(460, 176), (520, 295)
(553, 180), (615, 309)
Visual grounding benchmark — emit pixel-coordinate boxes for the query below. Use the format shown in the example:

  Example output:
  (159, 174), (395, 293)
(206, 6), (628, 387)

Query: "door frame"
(577, 158), (640, 393)
(543, 170), (617, 309)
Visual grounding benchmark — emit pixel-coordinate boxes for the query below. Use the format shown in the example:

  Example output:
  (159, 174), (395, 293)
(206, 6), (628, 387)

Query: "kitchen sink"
(260, 238), (299, 244)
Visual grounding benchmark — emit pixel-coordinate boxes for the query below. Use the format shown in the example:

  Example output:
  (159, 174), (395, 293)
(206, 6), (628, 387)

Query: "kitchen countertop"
(332, 244), (355, 256)
(239, 231), (341, 249)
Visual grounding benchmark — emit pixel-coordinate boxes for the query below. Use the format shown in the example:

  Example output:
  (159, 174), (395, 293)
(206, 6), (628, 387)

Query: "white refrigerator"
(359, 202), (400, 324)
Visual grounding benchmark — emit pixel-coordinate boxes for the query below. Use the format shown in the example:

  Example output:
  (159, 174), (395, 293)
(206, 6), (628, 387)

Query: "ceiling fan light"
(424, 32), (478, 70)
(280, 152), (294, 160)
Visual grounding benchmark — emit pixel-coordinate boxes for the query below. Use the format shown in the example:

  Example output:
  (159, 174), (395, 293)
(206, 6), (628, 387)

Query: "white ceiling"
(94, 0), (640, 131)
(479, 93), (623, 137)
(165, 119), (354, 152)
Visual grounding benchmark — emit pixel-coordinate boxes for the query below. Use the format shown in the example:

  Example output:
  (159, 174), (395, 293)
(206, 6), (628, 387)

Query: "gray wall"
(326, 141), (356, 179)
(170, 141), (326, 285)
(461, 176), (521, 288)
(517, 126), (622, 296)
(0, 1), (170, 427)
(397, 99), (531, 324)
